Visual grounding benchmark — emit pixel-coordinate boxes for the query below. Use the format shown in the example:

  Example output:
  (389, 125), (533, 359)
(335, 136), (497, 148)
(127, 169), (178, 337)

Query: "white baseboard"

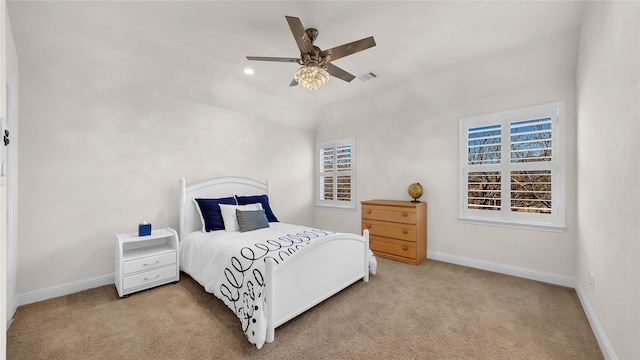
(428, 250), (576, 288)
(575, 285), (617, 360)
(6, 295), (17, 330)
(15, 273), (114, 308)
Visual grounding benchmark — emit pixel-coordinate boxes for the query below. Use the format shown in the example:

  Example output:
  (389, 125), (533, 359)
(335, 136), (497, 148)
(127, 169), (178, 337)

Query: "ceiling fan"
(246, 16), (376, 90)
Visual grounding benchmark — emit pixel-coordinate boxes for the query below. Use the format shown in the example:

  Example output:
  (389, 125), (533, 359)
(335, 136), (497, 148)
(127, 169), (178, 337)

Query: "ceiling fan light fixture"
(294, 65), (330, 91)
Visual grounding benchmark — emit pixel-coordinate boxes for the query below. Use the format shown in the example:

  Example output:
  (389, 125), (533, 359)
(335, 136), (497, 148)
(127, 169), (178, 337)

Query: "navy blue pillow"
(235, 194), (279, 222)
(194, 197), (237, 232)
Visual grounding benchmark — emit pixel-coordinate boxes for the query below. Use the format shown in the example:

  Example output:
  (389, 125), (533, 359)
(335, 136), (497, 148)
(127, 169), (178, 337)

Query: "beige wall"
(576, 2), (640, 359)
(316, 30), (579, 279)
(15, 31), (315, 293)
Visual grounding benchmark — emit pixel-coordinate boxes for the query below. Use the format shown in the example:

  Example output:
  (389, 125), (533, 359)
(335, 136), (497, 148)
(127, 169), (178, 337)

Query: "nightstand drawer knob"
(401, 229), (409, 234)
(143, 260), (160, 266)
(366, 209), (372, 214)
(144, 274), (161, 281)
(402, 212), (408, 217)
(402, 246), (409, 251)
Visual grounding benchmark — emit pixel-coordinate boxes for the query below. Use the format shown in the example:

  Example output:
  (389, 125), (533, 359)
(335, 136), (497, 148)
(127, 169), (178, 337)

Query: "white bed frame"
(179, 176), (369, 344)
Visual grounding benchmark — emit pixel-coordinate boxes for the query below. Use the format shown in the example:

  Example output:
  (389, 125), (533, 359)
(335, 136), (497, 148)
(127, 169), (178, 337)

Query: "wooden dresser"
(361, 200), (427, 265)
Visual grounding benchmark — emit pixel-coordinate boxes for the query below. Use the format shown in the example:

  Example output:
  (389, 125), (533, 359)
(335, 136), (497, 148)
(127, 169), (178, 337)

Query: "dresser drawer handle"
(401, 229), (409, 234)
(143, 274), (160, 281)
(143, 260), (160, 266)
(401, 246), (409, 251)
(401, 212), (408, 217)
(365, 224), (372, 229)
(366, 209), (372, 214)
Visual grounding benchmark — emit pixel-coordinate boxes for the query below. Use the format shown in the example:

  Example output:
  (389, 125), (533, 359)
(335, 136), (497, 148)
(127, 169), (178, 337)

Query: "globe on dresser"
(408, 182), (423, 202)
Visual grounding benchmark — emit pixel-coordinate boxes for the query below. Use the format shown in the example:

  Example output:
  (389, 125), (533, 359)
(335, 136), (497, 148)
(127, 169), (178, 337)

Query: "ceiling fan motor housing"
(305, 28), (319, 43)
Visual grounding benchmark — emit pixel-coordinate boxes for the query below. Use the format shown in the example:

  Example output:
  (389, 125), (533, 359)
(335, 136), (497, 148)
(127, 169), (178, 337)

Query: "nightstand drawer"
(123, 264), (177, 291)
(362, 205), (417, 224)
(362, 220), (416, 242)
(370, 236), (416, 261)
(123, 252), (176, 275)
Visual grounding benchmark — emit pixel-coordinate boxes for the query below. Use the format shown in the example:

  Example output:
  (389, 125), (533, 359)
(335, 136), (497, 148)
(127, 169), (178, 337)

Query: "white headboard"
(179, 177), (270, 241)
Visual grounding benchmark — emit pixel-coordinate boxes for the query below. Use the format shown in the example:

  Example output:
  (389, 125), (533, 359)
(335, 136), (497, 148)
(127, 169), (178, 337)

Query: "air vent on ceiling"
(357, 71), (379, 82)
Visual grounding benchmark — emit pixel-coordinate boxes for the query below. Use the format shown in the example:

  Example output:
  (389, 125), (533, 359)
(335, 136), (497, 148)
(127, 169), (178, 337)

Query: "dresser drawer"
(362, 220), (416, 242)
(123, 264), (177, 291)
(123, 251), (176, 275)
(370, 236), (416, 261)
(361, 200), (426, 265)
(362, 205), (416, 224)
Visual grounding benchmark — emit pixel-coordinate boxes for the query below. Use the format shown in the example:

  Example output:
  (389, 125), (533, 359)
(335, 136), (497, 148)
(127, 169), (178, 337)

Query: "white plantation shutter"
(317, 138), (355, 209)
(466, 122), (503, 213)
(336, 144), (352, 202)
(459, 102), (565, 231)
(467, 171), (501, 211)
(510, 117), (553, 163)
(510, 170), (552, 214)
(509, 117), (554, 215)
(320, 147), (335, 201)
(468, 124), (502, 165)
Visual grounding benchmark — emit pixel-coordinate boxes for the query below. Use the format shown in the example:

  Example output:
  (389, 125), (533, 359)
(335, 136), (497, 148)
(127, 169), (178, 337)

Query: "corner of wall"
(575, 285), (617, 359)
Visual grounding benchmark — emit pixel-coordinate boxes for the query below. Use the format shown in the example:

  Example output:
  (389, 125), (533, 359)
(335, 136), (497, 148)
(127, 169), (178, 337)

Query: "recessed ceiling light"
(244, 68), (254, 75)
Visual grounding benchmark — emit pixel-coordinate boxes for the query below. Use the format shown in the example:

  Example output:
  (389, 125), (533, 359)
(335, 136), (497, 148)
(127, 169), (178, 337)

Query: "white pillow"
(219, 203), (263, 232)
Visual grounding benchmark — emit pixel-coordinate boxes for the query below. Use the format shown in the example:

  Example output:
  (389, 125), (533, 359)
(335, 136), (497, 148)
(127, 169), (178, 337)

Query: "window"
(459, 101), (565, 231)
(316, 137), (355, 209)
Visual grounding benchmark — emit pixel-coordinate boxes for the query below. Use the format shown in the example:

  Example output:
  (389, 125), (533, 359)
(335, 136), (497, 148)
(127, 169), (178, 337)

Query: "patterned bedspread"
(180, 223), (334, 349)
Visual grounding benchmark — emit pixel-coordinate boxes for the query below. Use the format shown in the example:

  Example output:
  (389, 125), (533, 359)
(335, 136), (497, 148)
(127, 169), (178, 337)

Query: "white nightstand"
(115, 227), (179, 298)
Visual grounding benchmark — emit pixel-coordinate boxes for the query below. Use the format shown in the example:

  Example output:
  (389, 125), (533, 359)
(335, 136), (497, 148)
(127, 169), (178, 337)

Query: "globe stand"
(410, 198), (420, 203)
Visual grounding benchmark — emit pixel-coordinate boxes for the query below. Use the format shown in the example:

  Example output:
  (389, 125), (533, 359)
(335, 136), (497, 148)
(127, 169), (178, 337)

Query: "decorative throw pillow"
(193, 197), (237, 232)
(235, 194), (279, 222)
(219, 203), (263, 232)
(236, 209), (270, 232)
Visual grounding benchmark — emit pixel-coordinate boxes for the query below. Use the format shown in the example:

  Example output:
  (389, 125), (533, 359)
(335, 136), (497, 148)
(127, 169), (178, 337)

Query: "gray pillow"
(236, 209), (270, 232)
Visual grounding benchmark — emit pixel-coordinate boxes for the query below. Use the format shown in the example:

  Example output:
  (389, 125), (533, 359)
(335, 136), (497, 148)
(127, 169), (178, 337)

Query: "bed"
(178, 177), (370, 349)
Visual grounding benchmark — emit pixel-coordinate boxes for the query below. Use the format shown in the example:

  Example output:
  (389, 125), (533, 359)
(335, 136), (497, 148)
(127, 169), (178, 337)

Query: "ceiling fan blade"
(321, 36), (376, 62)
(289, 79), (298, 87)
(246, 56), (299, 63)
(325, 63), (356, 82)
(285, 16), (313, 53)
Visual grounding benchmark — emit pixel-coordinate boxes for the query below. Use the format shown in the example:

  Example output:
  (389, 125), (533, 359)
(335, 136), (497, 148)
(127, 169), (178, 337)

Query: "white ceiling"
(7, 1), (586, 128)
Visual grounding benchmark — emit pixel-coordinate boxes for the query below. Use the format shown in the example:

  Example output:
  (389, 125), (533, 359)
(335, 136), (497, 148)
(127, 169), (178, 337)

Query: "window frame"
(316, 137), (356, 209)
(458, 101), (566, 231)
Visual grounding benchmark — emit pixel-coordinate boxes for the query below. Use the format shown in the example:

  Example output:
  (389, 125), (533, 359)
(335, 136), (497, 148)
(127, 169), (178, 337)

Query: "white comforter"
(180, 223), (334, 349)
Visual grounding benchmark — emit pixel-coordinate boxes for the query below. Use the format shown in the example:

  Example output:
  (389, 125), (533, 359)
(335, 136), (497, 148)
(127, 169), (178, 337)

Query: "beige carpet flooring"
(7, 258), (602, 360)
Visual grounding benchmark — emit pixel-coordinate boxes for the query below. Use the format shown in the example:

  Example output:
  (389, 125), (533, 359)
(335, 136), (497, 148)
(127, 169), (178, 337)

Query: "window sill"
(316, 203), (356, 211)
(458, 217), (566, 232)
